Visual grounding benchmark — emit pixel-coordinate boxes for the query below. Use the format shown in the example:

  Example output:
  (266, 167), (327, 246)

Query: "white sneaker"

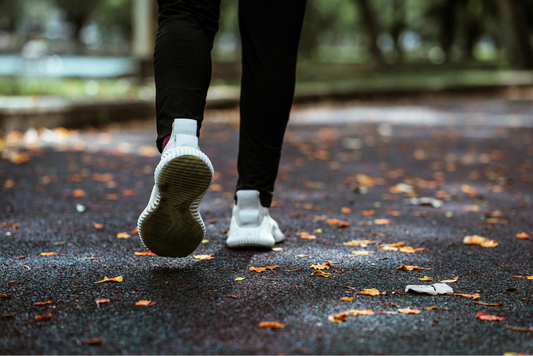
(137, 119), (214, 257)
(226, 190), (285, 248)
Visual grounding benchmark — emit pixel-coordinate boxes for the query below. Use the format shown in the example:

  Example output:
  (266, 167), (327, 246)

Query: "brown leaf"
(379, 242), (405, 251)
(313, 270), (332, 277)
(505, 325), (533, 333)
(35, 314), (53, 320)
(228, 295), (238, 299)
(80, 338), (103, 345)
(343, 240), (380, 247)
(360, 210), (375, 216)
(425, 306), (449, 311)
(94, 276), (123, 284)
(33, 301), (51, 306)
(1, 222), (20, 228)
(328, 311), (349, 323)
(447, 293), (480, 299)
(0, 293), (10, 299)
(398, 307), (420, 314)
(473, 301), (503, 306)
(259, 321), (286, 329)
(396, 265), (432, 271)
(399, 246), (426, 253)
(476, 313), (505, 321)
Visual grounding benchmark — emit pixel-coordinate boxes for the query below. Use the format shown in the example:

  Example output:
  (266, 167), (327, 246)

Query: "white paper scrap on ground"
(405, 283), (453, 295)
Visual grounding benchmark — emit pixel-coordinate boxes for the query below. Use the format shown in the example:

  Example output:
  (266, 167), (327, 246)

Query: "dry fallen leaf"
(425, 306), (449, 311)
(328, 311), (349, 323)
(352, 251), (374, 256)
(72, 189), (86, 198)
(355, 288), (383, 296)
(313, 270), (332, 277)
(516, 232), (531, 239)
(343, 240), (380, 247)
(93, 223), (103, 229)
(228, 295), (238, 299)
(474, 301), (503, 306)
(310, 262), (331, 270)
(399, 246), (426, 253)
(250, 267), (266, 272)
(341, 207), (352, 214)
(439, 276), (459, 283)
(398, 307), (421, 314)
(35, 314), (53, 320)
(33, 301), (51, 306)
(447, 293), (480, 299)
(259, 321), (285, 329)
(463, 235), (498, 247)
(94, 276), (123, 284)
(396, 265), (432, 271)
(341, 297), (354, 301)
(135, 251), (157, 256)
(379, 242), (405, 251)
(505, 325), (533, 333)
(351, 309), (374, 316)
(193, 254), (214, 260)
(235, 277), (245, 281)
(40, 252), (59, 256)
(361, 210), (375, 216)
(1, 222), (21, 228)
(512, 276), (533, 280)
(116, 232), (131, 239)
(266, 265), (278, 271)
(80, 338), (103, 345)
(95, 298), (110, 304)
(135, 300), (156, 306)
(374, 219), (392, 225)
(300, 234), (317, 240)
(419, 276), (433, 281)
(476, 313), (506, 321)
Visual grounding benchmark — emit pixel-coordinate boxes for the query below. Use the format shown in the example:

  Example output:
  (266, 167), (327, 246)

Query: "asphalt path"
(1, 101), (533, 354)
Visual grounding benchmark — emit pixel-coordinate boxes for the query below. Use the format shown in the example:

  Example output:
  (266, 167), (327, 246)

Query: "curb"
(1, 83), (532, 133)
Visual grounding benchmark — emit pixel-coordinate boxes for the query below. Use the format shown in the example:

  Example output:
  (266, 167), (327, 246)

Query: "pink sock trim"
(162, 135), (171, 150)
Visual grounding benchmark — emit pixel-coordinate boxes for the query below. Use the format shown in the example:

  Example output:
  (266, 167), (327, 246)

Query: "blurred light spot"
(428, 47), (446, 64)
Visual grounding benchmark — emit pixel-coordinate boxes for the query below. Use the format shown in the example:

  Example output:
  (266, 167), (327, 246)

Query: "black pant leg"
(236, 0), (307, 207)
(154, 0), (220, 152)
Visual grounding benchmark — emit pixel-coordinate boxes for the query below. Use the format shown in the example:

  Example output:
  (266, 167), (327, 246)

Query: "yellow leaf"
(343, 240), (380, 247)
(399, 246), (426, 253)
(94, 275), (123, 284)
(310, 262), (331, 270)
(235, 277), (245, 281)
(272, 247), (283, 251)
(116, 232), (131, 239)
(135, 251), (157, 256)
(328, 311), (349, 323)
(40, 252), (59, 256)
(341, 297), (354, 301)
(93, 223), (103, 229)
(135, 300), (156, 306)
(355, 288), (381, 296)
(398, 307), (421, 314)
(350, 309), (374, 316)
(249, 267), (266, 272)
(419, 276), (433, 281)
(463, 235), (498, 247)
(313, 270), (332, 277)
(374, 219), (392, 225)
(352, 251), (373, 256)
(193, 254), (214, 260)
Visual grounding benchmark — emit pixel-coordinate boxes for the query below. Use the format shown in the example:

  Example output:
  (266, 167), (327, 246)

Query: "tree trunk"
(496, 0), (533, 69)
(353, 0), (383, 65)
(391, 0), (404, 62)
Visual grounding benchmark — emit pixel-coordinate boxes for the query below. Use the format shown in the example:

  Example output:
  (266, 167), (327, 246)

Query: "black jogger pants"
(154, 0), (307, 207)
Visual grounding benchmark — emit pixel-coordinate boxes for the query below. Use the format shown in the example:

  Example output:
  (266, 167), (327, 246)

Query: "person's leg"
(236, 0), (307, 207)
(154, 0), (220, 152)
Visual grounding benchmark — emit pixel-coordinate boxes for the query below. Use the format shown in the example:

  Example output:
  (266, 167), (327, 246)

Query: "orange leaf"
(398, 307), (420, 314)
(341, 297), (354, 301)
(387, 211), (403, 216)
(266, 265), (278, 270)
(425, 306), (449, 311)
(72, 189), (86, 198)
(447, 293), (480, 299)
(310, 262), (331, 270)
(95, 298), (110, 304)
(135, 251), (157, 256)
(512, 275), (533, 280)
(361, 210), (375, 216)
(350, 309), (374, 316)
(33, 301), (51, 306)
(121, 189), (135, 197)
(352, 251), (374, 256)
(35, 314), (53, 320)
(355, 288), (382, 296)
(419, 276), (433, 281)
(313, 270), (332, 277)
(1, 222), (21, 228)
(135, 300), (156, 306)
(396, 265), (432, 271)
(249, 267), (266, 272)
(374, 219), (392, 225)
(106, 194), (118, 200)
(343, 240), (380, 247)
(476, 313), (506, 321)
(94, 275), (123, 284)
(328, 311), (349, 323)
(40, 252), (59, 256)
(516, 232), (530, 239)
(193, 254), (214, 260)
(380, 242), (405, 251)
(93, 223), (103, 229)
(463, 235), (498, 247)
(116, 232), (131, 239)
(399, 246), (426, 253)
(341, 207), (352, 214)
(259, 321), (285, 329)
(228, 295), (238, 299)
(337, 220), (350, 228)
(300, 234), (317, 240)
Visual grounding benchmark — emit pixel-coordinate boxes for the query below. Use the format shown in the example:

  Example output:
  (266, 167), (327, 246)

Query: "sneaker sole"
(138, 148), (213, 257)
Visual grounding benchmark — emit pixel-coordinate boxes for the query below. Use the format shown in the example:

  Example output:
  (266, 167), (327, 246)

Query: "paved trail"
(1, 100), (533, 354)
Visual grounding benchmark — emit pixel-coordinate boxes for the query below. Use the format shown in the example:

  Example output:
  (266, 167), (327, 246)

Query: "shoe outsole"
(226, 218), (276, 248)
(138, 149), (213, 257)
